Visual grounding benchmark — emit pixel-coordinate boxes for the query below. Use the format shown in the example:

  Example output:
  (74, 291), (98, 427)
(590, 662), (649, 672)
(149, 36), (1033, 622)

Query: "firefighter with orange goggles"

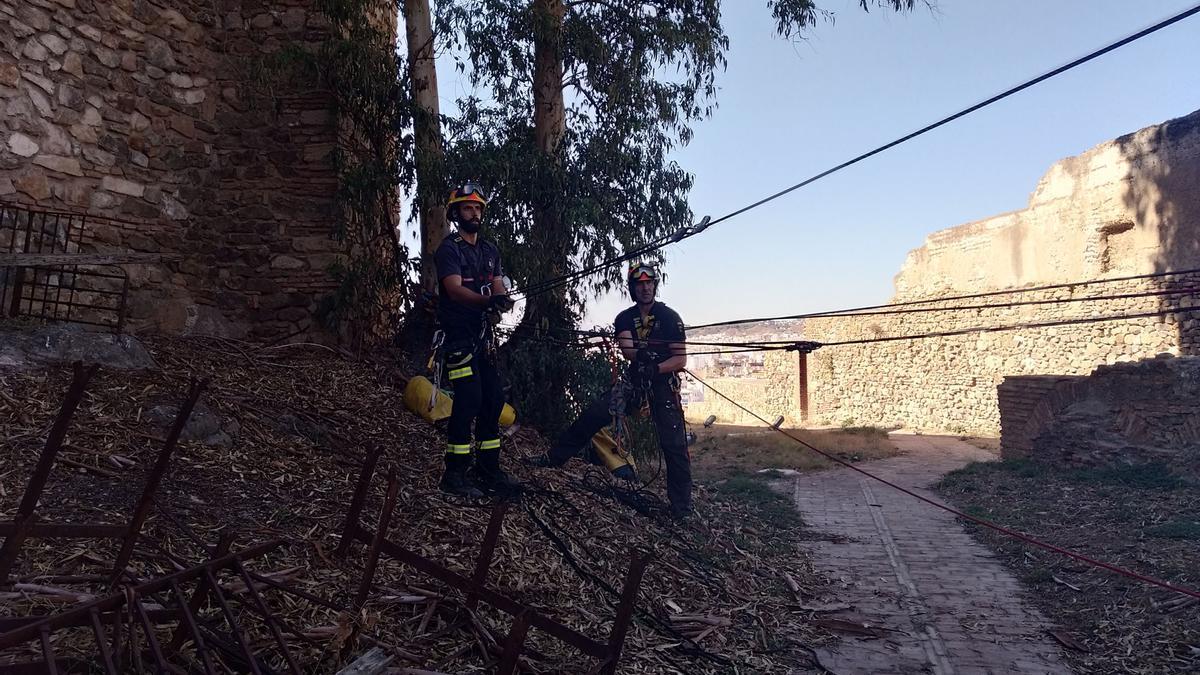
(434, 182), (518, 498)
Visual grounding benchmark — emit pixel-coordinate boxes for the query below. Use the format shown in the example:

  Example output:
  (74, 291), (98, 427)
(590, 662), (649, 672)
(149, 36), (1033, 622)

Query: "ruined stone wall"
(999, 357), (1200, 475)
(0, 0), (371, 339)
(768, 110), (1200, 434)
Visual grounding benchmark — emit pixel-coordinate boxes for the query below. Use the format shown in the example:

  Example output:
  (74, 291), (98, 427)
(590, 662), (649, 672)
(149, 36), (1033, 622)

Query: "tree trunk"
(399, 0), (447, 366)
(404, 0), (448, 295)
(524, 0), (572, 332)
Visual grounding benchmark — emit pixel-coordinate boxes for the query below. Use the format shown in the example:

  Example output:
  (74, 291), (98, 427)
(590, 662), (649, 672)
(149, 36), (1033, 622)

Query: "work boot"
(669, 503), (693, 523)
(472, 450), (522, 493)
(440, 454), (484, 498)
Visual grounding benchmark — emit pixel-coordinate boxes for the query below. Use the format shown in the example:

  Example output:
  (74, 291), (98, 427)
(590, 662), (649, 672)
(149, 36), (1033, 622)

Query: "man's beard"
(459, 218), (481, 234)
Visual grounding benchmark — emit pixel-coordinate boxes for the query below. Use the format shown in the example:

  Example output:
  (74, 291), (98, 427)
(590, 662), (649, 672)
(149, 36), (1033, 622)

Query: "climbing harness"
(426, 329), (445, 412)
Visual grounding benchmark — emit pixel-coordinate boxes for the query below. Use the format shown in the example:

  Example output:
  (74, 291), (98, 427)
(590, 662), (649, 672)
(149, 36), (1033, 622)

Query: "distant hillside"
(689, 319), (805, 344)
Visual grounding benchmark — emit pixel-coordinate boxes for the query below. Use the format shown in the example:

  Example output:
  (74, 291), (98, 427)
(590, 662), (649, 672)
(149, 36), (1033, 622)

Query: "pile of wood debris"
(0, 335), (841, 673)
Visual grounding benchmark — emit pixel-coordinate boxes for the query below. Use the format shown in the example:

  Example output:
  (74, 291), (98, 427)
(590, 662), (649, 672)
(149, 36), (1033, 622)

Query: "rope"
(820, 304), (1200, 347)
(507, 298), (1200, 353)
(684, 369), (1200, 601)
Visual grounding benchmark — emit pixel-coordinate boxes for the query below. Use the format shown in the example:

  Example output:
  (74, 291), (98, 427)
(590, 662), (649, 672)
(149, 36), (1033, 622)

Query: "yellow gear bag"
(403, 375), (516, 426)
(590, 427), (637, 475)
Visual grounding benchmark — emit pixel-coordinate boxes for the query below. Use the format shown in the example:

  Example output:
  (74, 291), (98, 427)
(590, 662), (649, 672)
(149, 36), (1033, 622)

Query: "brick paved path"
(790, 434), (1072, 674)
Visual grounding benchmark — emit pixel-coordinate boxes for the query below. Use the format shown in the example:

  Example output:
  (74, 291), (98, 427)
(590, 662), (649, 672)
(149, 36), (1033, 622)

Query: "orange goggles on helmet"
(447, 183), (488, 208)
(628, 263), (659, 282)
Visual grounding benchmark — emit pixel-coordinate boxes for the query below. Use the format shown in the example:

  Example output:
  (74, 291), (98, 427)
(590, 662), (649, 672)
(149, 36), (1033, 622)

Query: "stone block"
(61, 51), (83, 77)
(67, 123), (96, 143)
(92, 44), (119, 68)
(100, 175), (145, 197)
(177, 89), (206, 105)
(22, 38), (49, 61)
(144, 36), (175, 69)
(159, 9), (190, 31)
(270, 255), (306, 270)
(0, 177), (14, 195)
(162, 194), (189, 220)
(82, 145), (116, 167)
(57, 82), (84, 109)
(18, 6), (52, 32)
(22, 71), (55, 94)
(0, 63), (19, 87)
(14, 173), (51, 200)
(39, 33), (68, 55)
(281, 8), (307, 30)
(33, 154), (83, 176)
(75, 23), (102, 42)
(7, 132), (40, 157)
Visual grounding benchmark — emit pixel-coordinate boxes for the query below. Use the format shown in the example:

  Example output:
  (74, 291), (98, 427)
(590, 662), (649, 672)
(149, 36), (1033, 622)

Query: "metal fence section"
(0, 202), (130, 332)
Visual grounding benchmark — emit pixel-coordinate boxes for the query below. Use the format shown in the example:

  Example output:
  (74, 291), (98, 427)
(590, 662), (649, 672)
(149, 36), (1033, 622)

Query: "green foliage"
(503, 332), (612, 434)
(768, 0), (925, 40)
(436, 0), (725, 306)
(502, 333), (662, 463)
(317, 0), (416, 342)
(840, 425), (890, 438)
(251, 0), (417, 344)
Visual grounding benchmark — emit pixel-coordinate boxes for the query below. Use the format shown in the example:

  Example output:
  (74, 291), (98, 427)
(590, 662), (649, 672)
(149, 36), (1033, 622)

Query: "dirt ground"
(0, 335), (844, 673)
(937, 459), (1200, 674)
(689, 423), (899, 481)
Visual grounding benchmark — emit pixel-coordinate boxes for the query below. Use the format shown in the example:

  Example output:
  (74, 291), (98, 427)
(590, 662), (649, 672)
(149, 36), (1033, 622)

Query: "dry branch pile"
(0, 335), (840, 673)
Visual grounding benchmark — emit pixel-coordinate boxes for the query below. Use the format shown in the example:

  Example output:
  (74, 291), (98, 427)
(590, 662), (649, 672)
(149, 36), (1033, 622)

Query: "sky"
(424, 0), (1200, 329)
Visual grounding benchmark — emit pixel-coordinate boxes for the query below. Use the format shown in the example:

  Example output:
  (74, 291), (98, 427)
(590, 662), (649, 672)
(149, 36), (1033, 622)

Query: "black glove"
(629, 350), (658, 382)
(487, 294), (515, 313)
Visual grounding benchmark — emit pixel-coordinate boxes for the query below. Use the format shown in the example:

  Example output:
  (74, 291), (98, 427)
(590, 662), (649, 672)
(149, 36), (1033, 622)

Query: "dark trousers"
(444, 330), (504, 456)
(550, 377), (692, 512)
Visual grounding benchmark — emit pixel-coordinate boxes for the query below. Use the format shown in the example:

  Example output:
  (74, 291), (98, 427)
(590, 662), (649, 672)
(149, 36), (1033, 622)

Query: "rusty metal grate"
(0, 202), (129, 332)
(338, 446), (653, 675)
(0, 363), (207, 588)
(0, 538), (301, 674)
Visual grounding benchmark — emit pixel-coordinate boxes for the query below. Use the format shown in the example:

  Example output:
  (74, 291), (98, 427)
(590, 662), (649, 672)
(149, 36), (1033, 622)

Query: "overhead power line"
(514, 3), (1200, 302)
(688, 267), (1200, 330)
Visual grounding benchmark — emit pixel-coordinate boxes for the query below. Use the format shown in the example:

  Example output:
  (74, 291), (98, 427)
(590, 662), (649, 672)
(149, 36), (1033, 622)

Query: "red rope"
(685, 369), (1200, 601)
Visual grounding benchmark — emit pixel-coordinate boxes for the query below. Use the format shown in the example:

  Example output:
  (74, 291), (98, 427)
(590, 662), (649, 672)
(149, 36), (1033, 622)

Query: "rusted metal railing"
(338, 445), (652, 675)
(0, 362), (208, 586)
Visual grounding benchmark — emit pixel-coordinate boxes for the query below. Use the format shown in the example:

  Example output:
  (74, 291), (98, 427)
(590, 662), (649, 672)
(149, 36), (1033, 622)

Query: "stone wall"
(999, 357), (1200, 475)
(0, 0), (379, 339)
(765, 109), (1200, 434)
(683, 376), (775, 427)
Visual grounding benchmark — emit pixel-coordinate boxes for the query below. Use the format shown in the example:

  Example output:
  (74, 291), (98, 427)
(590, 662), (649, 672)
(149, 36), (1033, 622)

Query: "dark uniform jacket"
(614, 302), (686, 368)
(434, 232), (504, 332)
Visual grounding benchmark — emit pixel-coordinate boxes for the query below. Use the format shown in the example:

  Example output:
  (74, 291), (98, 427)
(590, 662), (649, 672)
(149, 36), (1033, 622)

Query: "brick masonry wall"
(761, 110), (1200, 435)
(999, 357), (1200, 474)
(997, 374), (1082, 457)
(0, 0), (379, 339)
